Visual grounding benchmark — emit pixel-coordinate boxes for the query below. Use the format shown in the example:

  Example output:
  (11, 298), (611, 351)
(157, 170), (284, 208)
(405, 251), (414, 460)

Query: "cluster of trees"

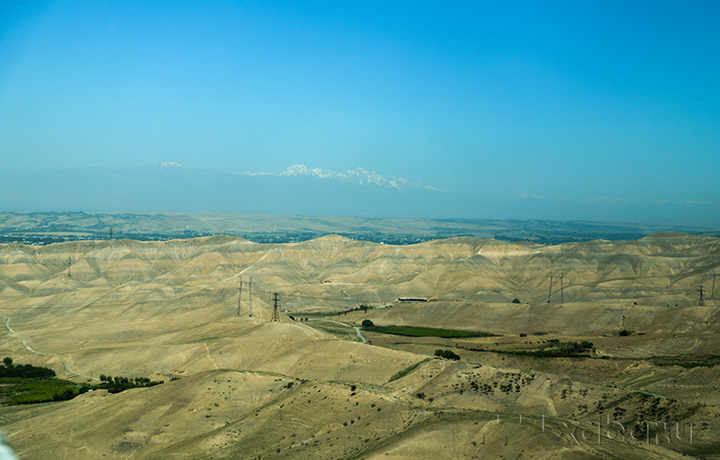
(560, 341), (594, 354)
(0, 357), (56, 379)
(336, 305), (373, 316)
(512, 340), (595, 358)
(434, 349), (461, 361)
(98, 374), (161, 389)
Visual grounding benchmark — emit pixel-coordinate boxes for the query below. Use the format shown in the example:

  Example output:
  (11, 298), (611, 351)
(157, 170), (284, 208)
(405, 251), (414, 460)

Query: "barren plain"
(0, 233), (719, 459)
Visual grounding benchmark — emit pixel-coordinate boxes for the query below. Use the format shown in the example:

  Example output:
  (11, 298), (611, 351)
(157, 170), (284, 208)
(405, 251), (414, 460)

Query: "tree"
(2, 357), (12, 366)
(361, 319), (375, 328)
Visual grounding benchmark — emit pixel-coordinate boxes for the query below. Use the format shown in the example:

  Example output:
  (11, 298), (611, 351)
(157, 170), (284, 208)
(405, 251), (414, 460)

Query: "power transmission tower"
(271, 293), (280, 322)
(698, 285), (705, 306)
(109, 228), (113, 240)
(237, 279), (243, 316)
(559, 272), (565, 305)
(67, 256), (72, 278)
(547, 274), (553, 303)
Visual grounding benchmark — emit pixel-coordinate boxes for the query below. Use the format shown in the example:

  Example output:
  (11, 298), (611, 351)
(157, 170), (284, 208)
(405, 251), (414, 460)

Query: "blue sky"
(1, 1), (719, 220)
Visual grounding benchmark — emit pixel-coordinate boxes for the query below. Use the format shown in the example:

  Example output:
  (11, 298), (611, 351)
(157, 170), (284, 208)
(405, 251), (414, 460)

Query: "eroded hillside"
(0, 234), (718, 459)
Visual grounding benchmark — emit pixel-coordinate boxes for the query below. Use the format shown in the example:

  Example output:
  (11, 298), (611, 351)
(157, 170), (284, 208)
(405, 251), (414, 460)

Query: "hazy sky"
(1, 1), (719, 216)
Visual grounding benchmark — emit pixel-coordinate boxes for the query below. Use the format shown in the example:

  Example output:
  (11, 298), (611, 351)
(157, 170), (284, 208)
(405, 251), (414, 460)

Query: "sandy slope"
(0, 234), (718, 459)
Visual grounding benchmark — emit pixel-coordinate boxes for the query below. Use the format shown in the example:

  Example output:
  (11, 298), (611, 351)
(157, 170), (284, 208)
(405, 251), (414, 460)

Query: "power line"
(712, 273), (716, 300)
(547, 274), (553, 303)
(246, 287), (372, 305)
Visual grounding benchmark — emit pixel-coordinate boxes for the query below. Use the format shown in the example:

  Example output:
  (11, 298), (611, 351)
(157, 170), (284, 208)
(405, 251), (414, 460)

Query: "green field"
(0, 377), (79, 405)
(365, 325), (495, 338)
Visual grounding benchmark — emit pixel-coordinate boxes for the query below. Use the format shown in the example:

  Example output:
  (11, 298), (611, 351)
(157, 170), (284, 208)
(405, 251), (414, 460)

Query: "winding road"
(2, 314), (98, 381)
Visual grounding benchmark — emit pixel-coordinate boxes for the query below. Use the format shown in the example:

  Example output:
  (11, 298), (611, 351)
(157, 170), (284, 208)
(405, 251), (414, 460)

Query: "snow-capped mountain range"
(152, 162), (444, 192)
(243, 164), (444, 192)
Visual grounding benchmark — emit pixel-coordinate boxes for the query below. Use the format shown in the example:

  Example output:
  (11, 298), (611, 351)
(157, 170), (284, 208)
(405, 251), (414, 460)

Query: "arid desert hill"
(0, 233), (719, 459)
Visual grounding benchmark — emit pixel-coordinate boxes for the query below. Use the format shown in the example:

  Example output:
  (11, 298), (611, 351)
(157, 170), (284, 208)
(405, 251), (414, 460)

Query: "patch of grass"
(648, 355), (720, 369)
(305, 321), (360, 341)
(679, 440), (720, 458)
(365, 325), (495, 338)
(387, 358), (430, 383)
(0, 377), (79, 405)
(624, 373), (671, 389)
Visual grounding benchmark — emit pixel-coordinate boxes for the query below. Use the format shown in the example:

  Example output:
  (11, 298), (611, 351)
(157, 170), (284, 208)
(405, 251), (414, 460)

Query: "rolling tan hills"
(0, 233), (718, 459)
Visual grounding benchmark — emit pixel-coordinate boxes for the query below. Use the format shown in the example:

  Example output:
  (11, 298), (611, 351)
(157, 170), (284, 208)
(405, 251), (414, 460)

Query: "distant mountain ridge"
(0, 164), (453, 217)
(1, 164), (719, 225)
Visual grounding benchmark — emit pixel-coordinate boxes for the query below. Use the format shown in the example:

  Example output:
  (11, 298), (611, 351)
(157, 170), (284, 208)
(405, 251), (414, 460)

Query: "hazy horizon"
(1, 163), (720, 228)
(1, 1), (718, 223)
